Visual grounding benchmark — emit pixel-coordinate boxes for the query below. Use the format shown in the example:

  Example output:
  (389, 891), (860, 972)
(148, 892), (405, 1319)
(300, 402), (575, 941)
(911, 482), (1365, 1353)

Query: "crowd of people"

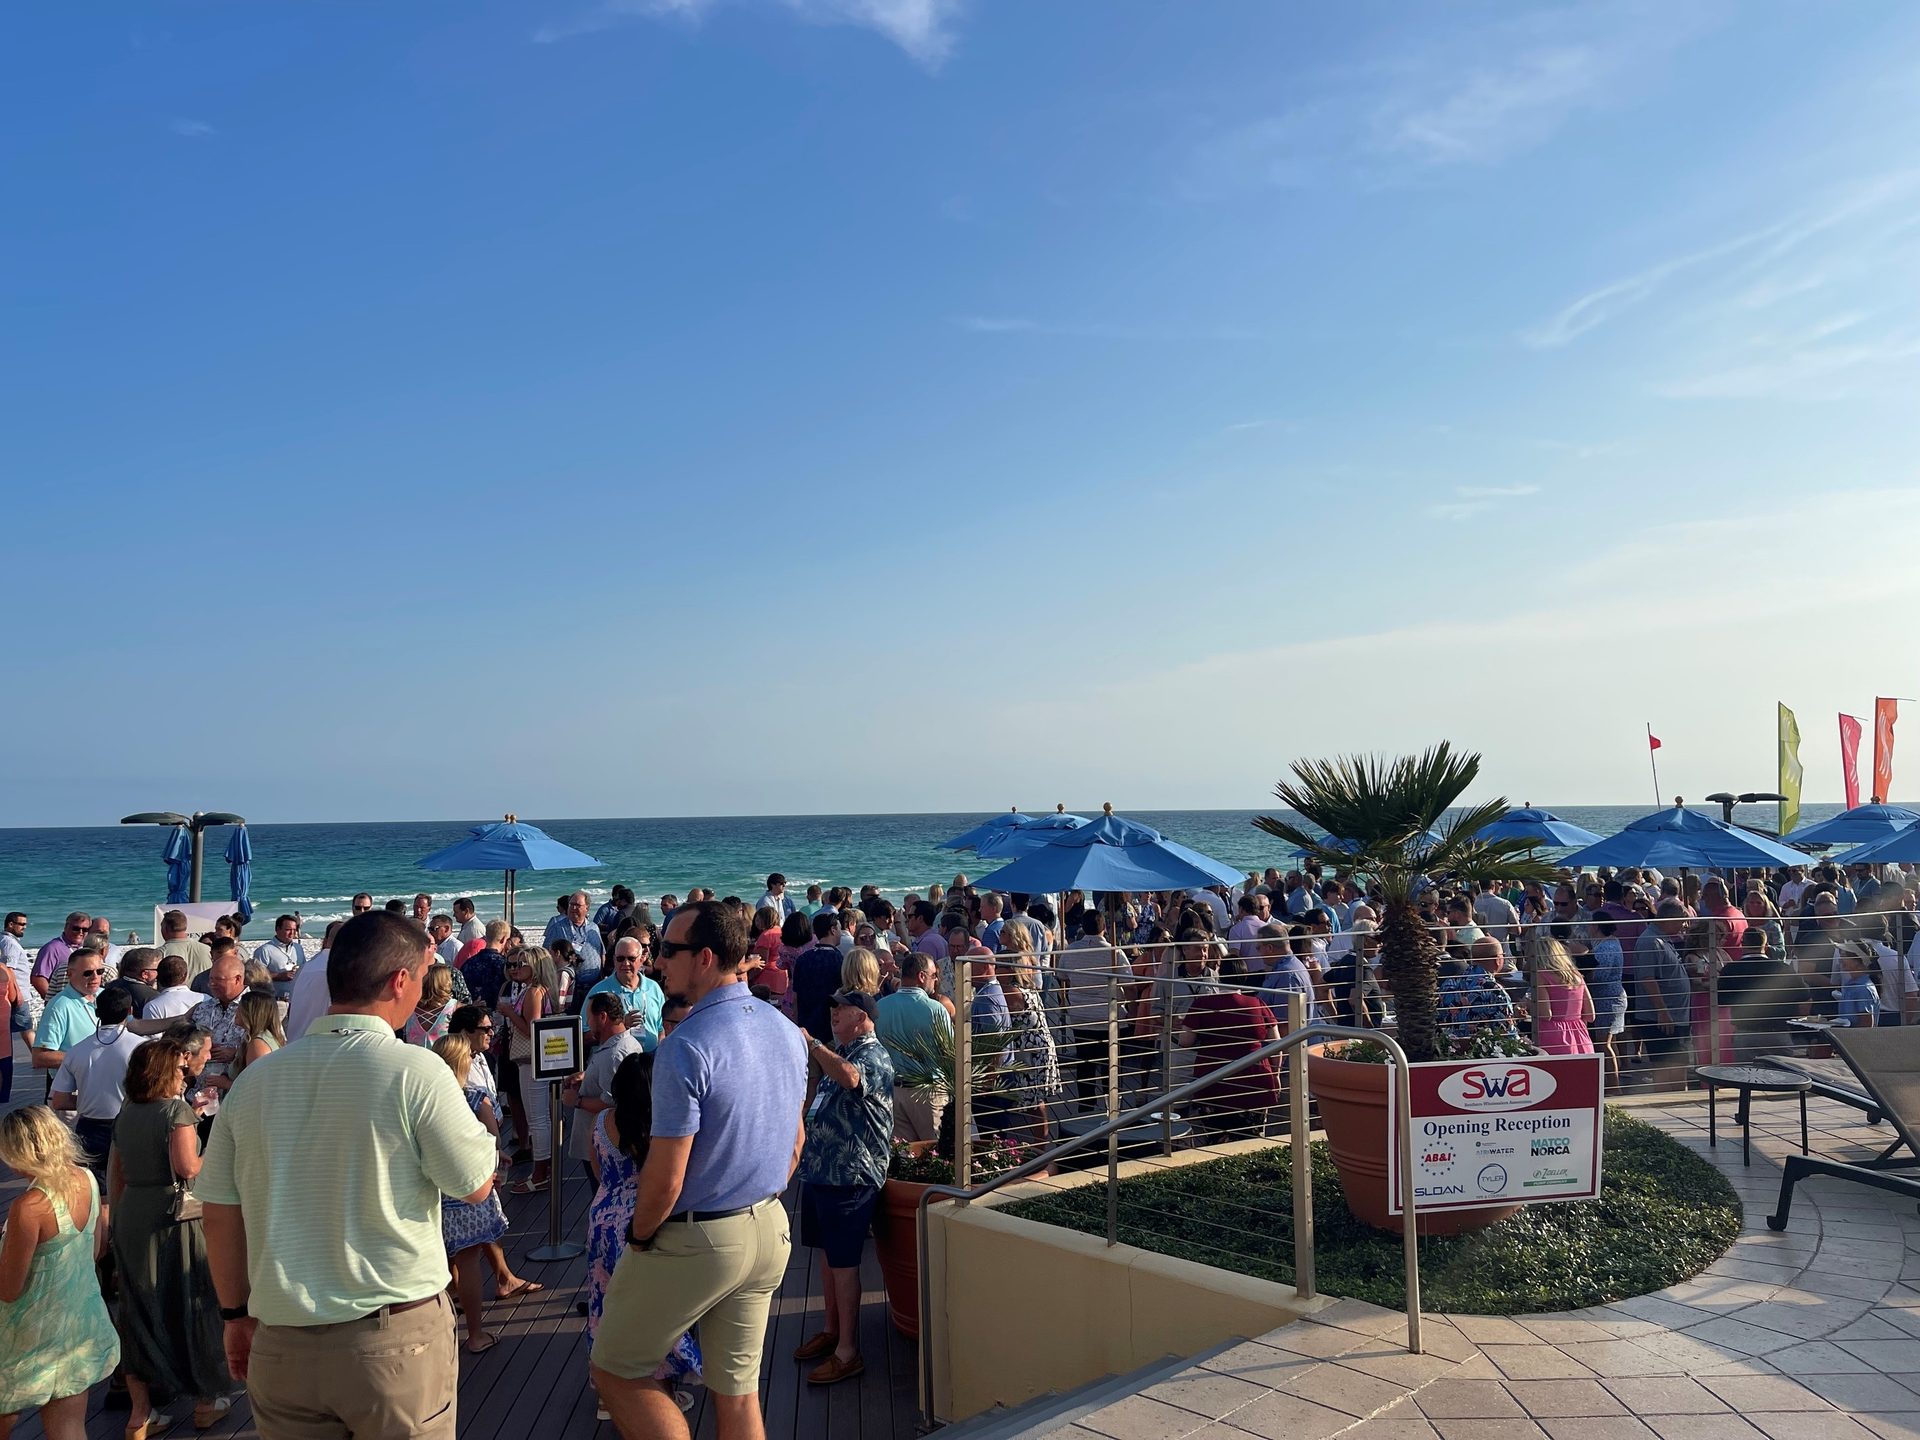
(4, 852), (1920, 1440)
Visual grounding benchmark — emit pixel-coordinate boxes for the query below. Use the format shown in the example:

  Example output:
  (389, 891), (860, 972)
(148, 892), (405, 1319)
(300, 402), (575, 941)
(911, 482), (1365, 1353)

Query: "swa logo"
(1438, 1064), (1558, 1111)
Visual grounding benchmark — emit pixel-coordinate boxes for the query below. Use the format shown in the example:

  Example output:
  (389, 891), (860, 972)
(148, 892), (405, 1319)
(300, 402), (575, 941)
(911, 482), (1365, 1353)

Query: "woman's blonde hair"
(419, 964), (454, 1011)
(841, 947), (881, 996)
(1536, 938), (1583, 988)
(1003, 955), (1037, 991)
(0, 1105), (79, 1186)
(434, 1033), (475, 1081)
(235, 991), (285, 1050)
(521, 947), (560, 997)
(998, 922), (1032, 956)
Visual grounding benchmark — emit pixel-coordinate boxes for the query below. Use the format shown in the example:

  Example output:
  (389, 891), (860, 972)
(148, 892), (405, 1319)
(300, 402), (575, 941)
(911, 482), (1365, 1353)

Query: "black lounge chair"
(1758, 1049), (1886, 1125)
(1767, 1026), (1920, 1229)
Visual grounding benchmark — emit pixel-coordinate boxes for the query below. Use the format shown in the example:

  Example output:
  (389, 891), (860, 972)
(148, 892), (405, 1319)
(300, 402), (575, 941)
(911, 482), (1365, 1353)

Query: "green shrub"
(1001, 1108), (1740, 1315)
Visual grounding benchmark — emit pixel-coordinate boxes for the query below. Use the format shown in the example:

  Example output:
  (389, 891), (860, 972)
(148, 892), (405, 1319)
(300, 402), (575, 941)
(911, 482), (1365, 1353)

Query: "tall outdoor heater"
(121, 810), (247, 903)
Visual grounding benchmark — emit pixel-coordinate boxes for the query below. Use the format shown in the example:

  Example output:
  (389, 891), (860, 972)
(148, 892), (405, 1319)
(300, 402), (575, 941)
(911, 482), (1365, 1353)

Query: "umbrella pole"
(505, 871), (515, 930)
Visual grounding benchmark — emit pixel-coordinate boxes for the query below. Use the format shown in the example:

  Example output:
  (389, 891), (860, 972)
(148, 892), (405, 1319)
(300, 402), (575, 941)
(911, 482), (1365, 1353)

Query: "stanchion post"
(529, 1083), (584, 1261)
(956, 961), (974, 1194)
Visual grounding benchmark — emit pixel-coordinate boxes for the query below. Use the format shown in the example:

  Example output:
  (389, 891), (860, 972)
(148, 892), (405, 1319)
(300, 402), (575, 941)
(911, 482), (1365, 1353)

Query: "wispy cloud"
(169, 118), (215, 139)
(1426, 482), (1539, 521)
(952, 315), (1264, 342)
(534, 0), (964, 67)
(1524, 168), (1920, 349)
(1658, 334), (1920, 399)
(1182, 5), (1716, 197)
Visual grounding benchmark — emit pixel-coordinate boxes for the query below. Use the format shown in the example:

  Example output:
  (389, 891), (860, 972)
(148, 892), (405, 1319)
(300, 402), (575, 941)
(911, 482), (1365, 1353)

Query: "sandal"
(463, 1333), (498, 1354)
(195, 1396), (233, 1429)
(508, 1178), (548, 1194)
(497, 1278), (546, 1299)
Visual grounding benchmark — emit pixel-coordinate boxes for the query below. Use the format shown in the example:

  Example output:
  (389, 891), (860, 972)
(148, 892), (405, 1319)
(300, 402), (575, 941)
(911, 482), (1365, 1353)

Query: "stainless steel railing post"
(956, 960), (973, 1194)
(1160, 968), (1174, 1156)
(1287, 990), (1313, 1299)
(1393, 1044), (1423, 1354)
(1106, 974), (1120, 1247)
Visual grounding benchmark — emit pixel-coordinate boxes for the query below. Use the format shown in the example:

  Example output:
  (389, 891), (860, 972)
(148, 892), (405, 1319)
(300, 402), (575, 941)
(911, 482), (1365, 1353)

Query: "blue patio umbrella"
(1786, 803), (1920, 849)
(224, 825), (254, 923)
(941, 810), (1040, 852)
(1474, 808), (1605, 849)
(162, 825), (192, 905)
(1558, 804), (1806, 872)
(1832, 820), (1920, 867)
(974, 807), (1244, 895)
(417, 815), (603, 927)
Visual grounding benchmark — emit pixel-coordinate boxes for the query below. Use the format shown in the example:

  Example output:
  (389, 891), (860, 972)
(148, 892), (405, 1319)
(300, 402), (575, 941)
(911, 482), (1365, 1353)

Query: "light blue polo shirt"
(586, 973), (667, 1051)
(35, 987), (98, 1054)
(650, 982), (807, 1214)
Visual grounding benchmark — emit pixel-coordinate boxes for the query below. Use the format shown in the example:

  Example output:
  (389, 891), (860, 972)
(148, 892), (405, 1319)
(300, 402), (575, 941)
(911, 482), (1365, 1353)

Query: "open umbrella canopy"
(1786, 803), (1920, 849)
(939, 810), (1037, 852)
(1474, 808), (1604, 848)
(417, 819), (603, 874)
(974, 807), (1243, 894)
(1559, 804), (1806, 872)
(162, 825), (192, 905)
(1833, 820), (1920, 867)
(223, 825), (254, 923)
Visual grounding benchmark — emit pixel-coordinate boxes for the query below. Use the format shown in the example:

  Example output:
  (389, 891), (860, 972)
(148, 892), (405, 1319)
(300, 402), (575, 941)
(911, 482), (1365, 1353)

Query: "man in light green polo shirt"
(200, 910), (496, 1440)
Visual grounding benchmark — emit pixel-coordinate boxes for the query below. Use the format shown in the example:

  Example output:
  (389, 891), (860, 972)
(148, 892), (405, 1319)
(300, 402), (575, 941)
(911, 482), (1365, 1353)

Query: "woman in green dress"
(0, 1104), (119, 1440)
(108, 1038), (233, 1435)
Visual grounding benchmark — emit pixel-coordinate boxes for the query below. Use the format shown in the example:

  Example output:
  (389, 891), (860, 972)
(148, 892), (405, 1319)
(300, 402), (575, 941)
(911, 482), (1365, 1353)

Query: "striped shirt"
(197, 1011), (496, 1326)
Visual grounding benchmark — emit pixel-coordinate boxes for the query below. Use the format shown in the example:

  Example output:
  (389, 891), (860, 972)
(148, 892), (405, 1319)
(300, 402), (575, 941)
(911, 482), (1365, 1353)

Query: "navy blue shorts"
(799, 1182), (880, 1268)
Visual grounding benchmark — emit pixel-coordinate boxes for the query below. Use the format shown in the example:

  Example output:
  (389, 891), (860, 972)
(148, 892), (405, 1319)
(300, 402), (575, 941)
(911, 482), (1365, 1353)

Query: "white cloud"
(169, 118), (215, 139)
(534, 0), (964, 67)
(1659, 334), (1920, 400)
(1426, 482), (1539, 520)
(1524, 168), (1920, 350)
(1183, 5), (1717, 196)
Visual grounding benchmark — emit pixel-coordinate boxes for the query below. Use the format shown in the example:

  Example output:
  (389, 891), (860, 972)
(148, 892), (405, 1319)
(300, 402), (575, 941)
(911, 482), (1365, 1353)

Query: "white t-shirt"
(52, 1024), (147, 1119)
(436, 938), (462, 966)
(458, 918), (486, 945)
(284, 949), (333, 1042)
(144, 986), (203, 1022)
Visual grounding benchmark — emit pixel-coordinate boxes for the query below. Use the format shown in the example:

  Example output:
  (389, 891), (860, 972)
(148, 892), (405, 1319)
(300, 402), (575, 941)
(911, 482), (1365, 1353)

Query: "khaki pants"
(594, 1197), (789, 1395)
(893, 1086), (948, 1143)
(249, 1293), (456, 1440)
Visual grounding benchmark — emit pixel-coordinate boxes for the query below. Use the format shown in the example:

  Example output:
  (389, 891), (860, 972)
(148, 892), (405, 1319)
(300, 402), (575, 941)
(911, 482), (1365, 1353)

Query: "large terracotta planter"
(1307, 1046), (1521, 1237)
(876, 1177), (932, 1337)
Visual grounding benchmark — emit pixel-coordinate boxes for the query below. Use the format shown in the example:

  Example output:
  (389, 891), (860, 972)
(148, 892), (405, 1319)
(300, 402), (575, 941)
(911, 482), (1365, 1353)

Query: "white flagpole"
(1647, 724), (1663, 808)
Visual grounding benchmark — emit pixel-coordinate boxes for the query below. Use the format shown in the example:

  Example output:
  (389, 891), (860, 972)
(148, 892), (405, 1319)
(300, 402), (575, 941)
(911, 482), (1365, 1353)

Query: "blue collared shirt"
(36, 986), (98, 1053)
(586, 973), (666, 1051)
(650, 983), (807, 1214)
(543, 917), (605, 960)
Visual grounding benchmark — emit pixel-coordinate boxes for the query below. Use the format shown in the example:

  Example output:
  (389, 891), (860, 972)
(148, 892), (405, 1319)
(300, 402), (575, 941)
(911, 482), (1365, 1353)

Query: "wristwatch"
(219, 1303), (250, 1322)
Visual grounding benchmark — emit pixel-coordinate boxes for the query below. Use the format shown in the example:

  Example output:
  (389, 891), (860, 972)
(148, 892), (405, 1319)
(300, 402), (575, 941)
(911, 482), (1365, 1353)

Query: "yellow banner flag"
(1779, 702), (1803, 837)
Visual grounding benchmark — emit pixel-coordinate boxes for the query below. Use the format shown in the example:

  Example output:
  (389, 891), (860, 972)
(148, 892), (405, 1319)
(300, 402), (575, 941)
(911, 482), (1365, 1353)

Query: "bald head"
(208, 954), (245, 1003)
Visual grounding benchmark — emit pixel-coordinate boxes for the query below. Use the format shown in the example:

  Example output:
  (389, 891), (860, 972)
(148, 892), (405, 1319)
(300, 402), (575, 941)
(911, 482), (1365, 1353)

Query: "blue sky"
(6, 1), (1920, 825)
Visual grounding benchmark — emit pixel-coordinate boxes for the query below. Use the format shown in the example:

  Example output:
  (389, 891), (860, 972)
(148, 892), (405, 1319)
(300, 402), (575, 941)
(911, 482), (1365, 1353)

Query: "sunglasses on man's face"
(76, 968), (105, 978)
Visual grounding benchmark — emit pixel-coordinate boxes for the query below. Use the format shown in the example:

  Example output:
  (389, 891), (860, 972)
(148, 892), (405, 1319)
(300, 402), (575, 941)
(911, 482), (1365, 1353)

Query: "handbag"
(166, 1113), (204, 1223)
(167, 1182), (203, 1224)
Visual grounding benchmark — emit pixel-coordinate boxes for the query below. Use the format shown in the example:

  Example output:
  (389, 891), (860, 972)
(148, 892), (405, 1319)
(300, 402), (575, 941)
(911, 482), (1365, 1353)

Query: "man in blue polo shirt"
(593, 899), (807, 1440)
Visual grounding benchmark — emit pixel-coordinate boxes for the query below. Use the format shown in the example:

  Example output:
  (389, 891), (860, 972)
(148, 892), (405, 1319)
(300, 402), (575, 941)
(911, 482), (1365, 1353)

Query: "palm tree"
(1254, 743), (1556, 1063)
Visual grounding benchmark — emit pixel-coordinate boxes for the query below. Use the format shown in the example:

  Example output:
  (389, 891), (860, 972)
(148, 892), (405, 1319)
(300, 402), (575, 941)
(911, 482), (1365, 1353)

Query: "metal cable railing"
(912, 1013), (1423, 1430)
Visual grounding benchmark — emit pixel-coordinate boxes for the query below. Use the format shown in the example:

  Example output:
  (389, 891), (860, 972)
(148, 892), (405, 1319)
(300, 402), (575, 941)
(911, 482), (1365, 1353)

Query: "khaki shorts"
(593, 1197), (789, 1395)
(249, 1293), (456, 1440)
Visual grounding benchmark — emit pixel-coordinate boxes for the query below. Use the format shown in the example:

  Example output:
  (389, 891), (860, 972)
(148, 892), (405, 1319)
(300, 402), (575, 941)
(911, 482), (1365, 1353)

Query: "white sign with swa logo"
(1435, 1063), (1558, 1112)
(1390, 1053), (1603, 1214)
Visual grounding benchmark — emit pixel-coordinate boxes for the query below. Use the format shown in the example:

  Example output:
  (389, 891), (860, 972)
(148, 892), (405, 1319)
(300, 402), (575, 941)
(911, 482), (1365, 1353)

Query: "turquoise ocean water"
(0, 804), (1849, 946)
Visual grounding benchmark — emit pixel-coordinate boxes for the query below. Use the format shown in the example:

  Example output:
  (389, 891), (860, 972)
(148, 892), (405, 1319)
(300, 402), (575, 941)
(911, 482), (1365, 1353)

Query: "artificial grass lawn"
(1000, 1108), (1740, 1315)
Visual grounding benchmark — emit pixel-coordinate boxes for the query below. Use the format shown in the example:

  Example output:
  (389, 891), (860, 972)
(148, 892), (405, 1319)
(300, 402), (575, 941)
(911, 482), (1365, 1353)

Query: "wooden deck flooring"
(3, 1041), (923, 1440)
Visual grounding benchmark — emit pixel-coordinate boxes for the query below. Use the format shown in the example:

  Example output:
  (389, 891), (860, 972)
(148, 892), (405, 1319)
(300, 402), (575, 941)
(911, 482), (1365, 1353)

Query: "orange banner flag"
(1873, 697), (1898, 804)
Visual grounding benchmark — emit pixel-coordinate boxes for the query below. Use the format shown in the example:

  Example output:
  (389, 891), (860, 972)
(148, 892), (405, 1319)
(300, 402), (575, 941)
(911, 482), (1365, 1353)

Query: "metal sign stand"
(529, 1013), (585, 1262)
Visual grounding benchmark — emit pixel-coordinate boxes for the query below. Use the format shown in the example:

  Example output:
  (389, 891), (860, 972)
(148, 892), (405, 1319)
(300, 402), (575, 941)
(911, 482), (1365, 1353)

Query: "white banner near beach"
(151, 901), (234, 943)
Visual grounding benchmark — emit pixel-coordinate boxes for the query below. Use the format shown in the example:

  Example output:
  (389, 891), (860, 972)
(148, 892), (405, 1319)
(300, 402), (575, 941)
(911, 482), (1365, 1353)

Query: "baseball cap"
(830, 988), (879, 1022)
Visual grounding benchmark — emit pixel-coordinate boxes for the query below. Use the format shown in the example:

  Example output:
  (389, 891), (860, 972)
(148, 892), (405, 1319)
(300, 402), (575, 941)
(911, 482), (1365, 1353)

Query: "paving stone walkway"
(1038, 1093), (1920, 1440)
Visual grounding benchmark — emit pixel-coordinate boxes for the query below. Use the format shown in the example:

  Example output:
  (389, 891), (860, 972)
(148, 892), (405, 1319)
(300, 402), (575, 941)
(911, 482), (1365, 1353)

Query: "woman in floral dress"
(432, 1035), (535, 1353)
(587, 1053), (700, 1419)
